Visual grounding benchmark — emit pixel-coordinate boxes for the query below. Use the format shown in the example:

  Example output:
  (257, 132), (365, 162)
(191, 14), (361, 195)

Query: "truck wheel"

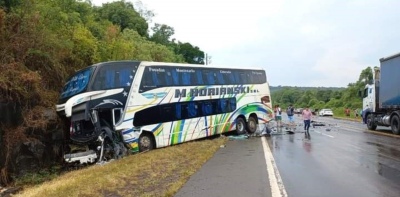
(139, 133), (155, 152)
(236, 117), (247, 135)
(247, 116), (258, 133)
(390, 115), (400, 135)
(366, 114), (377, 130)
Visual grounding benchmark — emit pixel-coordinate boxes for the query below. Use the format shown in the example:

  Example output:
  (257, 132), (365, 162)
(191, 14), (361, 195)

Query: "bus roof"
(140, 61), (265, 71)
(90, 60), (265, 71)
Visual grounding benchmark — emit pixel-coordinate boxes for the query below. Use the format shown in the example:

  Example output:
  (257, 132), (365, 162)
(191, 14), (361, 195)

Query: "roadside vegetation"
(0, 0), (205, 186)
(14, 136), (227, 197)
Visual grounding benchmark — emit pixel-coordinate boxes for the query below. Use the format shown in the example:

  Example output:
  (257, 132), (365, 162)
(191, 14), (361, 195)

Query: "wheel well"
(237, 115), (246, 122)
(390, 111), (400, 119)
(140, 130), (156, 148)
(249, 113), (258, 124)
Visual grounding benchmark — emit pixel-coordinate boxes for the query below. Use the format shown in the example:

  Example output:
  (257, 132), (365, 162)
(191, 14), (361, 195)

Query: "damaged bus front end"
(56, 62), (140, 165)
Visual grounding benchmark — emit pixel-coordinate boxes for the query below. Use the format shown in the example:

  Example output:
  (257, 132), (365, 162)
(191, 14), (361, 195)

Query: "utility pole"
(204, 53), (211, 65)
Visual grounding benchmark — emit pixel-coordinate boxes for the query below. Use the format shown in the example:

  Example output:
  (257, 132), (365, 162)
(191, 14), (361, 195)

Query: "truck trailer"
(362, 52), (400, 134)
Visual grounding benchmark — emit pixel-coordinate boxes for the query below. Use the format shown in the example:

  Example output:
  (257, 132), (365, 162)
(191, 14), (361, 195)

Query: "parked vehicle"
(361, 52), (400, 135)
(294, 108), (303, 114)
(319, 109), (334, 116)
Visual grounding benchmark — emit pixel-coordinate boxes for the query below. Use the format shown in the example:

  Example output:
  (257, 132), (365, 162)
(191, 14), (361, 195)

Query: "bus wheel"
(139, 133), (155, 152)
(367, 114), (377, 130)
(247, 116), (258, 133)
(236, 117), (246, 135)
(391, 115), (400, 135)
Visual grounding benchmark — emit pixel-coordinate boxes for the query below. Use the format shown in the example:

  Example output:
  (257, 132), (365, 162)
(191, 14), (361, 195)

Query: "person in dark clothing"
(362, 105), (371, 124)
(287, 104), (295, 125)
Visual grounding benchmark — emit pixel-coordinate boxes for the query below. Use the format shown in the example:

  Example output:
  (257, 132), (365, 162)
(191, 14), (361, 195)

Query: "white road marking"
(312, 130), (334, 138)
(262, 137), (287, 197)
(321, 133), (334, 138)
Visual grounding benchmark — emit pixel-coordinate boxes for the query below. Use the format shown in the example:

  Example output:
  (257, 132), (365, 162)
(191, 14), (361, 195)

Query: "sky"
(91, 0), (400, 87)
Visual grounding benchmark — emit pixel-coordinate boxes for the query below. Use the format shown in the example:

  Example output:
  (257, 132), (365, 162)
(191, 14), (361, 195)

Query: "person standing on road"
(302, 106), (313, 139)
(287, 104), (295, 126)
(275, 105), (282, 128)
(362, 105), (371, 124)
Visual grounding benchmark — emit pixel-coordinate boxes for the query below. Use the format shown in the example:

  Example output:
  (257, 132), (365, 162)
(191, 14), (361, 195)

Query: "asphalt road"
(175, 116), (400, 197)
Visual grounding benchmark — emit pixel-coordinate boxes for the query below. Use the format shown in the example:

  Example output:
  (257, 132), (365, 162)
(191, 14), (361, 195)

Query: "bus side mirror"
(358, 90), (362, 98)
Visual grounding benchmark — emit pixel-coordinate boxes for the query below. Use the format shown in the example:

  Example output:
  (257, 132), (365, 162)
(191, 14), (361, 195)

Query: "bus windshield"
(60, 67), (94, 100)
(91, 62), (138, 91)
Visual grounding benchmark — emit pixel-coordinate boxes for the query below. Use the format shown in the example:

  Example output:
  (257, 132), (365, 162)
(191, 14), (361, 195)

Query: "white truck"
(361, 52), (400, 135)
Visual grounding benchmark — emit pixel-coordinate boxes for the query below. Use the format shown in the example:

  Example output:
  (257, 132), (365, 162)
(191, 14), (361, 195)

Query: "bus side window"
(226, 70), (236, 84)
(161, 105), (174, 122)
(217, 99), (225, 113)
(251, 70), (266, 84)
(211, 100), (218, 114)
(141, 70), (152, 87)
(203, 71), (215, 85)
(238, 72), (248, 84)
(246, 71), (251, 83)
(202, 101), (213, 115)
(133, 106), (161, 126)
(181, 103), (188, 119)
(196, 70), (204, 85)
(182, 72), (191, 86)
(216, 72), (225, 85)
(165, 71), (172, 86)
(233, 71), (240, 84)
(238, 72), (244, 84)
(151, 72), (160, 87)
(187, 102), (198, 118)
(190, 72), (197, 85)
(175, 103), (182, 120)
(229, 98), (237, 111)
(171, 69), (180, 85)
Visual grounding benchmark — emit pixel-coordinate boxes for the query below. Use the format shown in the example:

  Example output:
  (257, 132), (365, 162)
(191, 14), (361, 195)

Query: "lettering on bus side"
(174, 86), (251, 98)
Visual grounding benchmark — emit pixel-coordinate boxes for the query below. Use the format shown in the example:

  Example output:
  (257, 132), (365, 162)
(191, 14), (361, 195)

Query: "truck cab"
(362, 84), (375, 113)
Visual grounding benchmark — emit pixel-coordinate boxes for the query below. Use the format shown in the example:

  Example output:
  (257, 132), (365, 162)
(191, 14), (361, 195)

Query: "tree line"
(271, 67), (374, 116)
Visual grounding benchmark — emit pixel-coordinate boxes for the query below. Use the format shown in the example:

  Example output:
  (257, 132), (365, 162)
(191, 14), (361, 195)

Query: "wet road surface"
(176, 116), (400, 197)
(272, 116), (400, 197)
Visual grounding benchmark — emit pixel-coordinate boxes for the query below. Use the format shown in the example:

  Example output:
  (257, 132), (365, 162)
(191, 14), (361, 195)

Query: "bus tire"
(139, 133), (155, 152)
(247, 116), (258, 133)
(391, 115), (400, 135)
(236, 117), (247, 135)
(366, 114), (377, 130)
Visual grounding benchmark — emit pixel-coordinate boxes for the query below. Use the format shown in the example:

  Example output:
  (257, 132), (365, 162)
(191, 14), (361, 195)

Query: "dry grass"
(14, 136), (228, 197)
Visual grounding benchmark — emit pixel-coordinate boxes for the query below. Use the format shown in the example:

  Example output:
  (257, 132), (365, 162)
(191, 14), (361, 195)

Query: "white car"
(319, 109), (334, 116)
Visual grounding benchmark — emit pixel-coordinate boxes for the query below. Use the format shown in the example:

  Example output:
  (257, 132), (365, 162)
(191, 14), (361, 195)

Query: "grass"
(14, 136), (228, 197)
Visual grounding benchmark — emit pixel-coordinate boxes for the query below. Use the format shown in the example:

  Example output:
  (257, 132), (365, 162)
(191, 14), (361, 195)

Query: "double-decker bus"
(56, 61), (274, 164)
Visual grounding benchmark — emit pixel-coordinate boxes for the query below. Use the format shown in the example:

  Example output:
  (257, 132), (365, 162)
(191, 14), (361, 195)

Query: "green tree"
(150, 23), (175, 46)
(358, 67), (373, 85)
(0, 0), (23, 12)
(174, 42), (204, 64)
(96, 0), (148, 37)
